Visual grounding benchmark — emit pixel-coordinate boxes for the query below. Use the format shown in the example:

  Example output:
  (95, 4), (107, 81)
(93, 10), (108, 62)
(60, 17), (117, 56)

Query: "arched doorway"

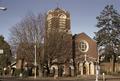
(89, 62), (95, 75)
(50, 65), (58, 77)
(83, 66), (86, 74)
(68, 65), (74, 76)
(51, 67), (55, 77)
(58, 65), (64, 77)
(83, 61), (89, 75)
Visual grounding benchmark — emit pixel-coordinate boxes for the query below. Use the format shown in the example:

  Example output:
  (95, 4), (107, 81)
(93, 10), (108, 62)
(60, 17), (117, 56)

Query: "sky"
(0, 0), (120, 41)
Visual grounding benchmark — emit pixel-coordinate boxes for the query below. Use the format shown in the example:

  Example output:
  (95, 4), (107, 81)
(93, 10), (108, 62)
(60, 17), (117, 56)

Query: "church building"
(44, 7), (98, 77)
(15, 7), (98, 77)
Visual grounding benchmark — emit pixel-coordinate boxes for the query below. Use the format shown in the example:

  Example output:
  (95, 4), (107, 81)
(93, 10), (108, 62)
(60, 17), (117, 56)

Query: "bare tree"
(44, 27), (73, 76)
(9, 12), (45, 76)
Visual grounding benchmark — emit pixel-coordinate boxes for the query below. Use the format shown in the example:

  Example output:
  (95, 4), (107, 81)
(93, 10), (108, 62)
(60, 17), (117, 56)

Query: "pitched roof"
(74, 32), (97, 43)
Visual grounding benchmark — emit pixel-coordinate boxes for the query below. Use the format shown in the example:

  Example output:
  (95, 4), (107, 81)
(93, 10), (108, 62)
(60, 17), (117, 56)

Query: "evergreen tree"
(95, 5), (120, 72)
(0, 35), (12, 69)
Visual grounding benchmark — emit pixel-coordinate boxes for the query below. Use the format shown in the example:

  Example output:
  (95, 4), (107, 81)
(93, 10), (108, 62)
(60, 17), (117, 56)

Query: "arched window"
(59, 14), (66, 29)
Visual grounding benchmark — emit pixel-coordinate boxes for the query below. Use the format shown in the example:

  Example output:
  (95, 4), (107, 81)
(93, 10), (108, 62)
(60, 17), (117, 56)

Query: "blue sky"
(0, 0), (120, 41)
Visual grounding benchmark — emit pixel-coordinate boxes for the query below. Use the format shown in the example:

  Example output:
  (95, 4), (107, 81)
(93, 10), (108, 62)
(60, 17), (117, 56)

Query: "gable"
(74, 32), (98, 60)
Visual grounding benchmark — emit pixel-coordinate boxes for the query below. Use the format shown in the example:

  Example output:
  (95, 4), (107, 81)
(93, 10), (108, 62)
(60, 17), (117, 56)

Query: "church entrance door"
(83, 66), (86, 74)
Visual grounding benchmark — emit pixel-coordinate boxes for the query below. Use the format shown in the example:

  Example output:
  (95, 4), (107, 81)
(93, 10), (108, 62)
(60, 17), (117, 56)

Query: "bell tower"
(44, 7), (72, 67)
(45, 7), (71, 34)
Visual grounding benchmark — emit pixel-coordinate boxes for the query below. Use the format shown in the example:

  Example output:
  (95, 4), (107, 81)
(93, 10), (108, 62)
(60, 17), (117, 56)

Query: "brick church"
(15, 7), (98, 77)
(44, 7), (98, 77)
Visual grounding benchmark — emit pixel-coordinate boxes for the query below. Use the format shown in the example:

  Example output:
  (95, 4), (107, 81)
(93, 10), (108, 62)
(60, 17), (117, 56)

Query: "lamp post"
(0, 7), (7, 11)
(95, 48), (100, 81)
(0, 49), (3, 75)
(34, 36), (37, 79)
(95, 61), (99, 81)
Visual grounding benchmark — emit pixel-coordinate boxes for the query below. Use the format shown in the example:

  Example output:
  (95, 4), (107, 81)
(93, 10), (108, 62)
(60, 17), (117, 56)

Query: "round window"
(79, 40), (89, 52)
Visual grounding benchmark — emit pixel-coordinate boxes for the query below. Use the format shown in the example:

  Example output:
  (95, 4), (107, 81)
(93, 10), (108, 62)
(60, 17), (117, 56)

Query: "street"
(0, 76), (120, 81)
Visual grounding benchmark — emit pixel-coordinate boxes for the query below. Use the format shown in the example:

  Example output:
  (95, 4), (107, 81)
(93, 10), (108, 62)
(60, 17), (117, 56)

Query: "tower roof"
(54, 7), (65, 12)
(47, 7), (69, 15)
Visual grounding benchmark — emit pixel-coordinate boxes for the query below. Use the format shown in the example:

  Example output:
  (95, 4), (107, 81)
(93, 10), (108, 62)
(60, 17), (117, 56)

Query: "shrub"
(13, 69), (22, 76)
